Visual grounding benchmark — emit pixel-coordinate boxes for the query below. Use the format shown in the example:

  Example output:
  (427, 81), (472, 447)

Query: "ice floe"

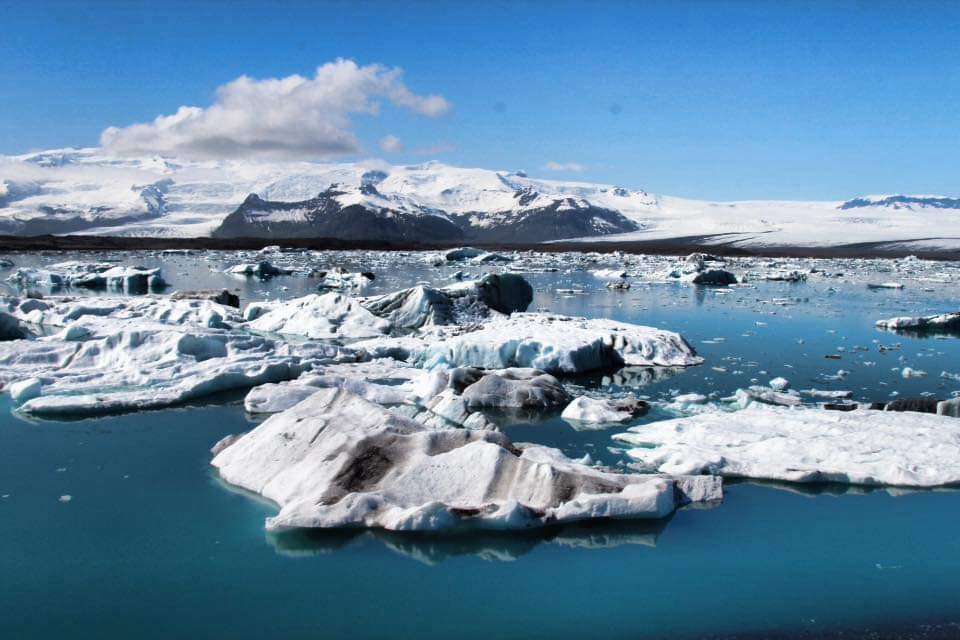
(614, 407), (960, 487)
(246, 293), (391, 340)
(393, 313), (703, 374)
(212, 388), (722, 531)
(0, 294), (353, 415)
(360, 273), (533, 330)
(460, 368), (571, 409)
(876, 312), (960, 334)
(225, 261), (293, 278)
(9, 261), (166, 293)
(561, 396), (649, 425)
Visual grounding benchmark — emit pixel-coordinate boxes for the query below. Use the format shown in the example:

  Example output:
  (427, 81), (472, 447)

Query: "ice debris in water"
(8, 261), (166, 293)
(225, 261), (293, 279)
(561, 395), (649, 426)
(0, 269), (700, 419)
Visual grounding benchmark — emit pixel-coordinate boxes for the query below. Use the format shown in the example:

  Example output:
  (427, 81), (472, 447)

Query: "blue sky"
(2, 0), (958, 200)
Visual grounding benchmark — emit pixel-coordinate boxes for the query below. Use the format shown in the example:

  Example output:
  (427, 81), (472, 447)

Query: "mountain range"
(1, 148), (958, 250)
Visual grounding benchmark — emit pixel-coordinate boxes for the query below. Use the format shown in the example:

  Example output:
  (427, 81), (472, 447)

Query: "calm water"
(2, 250), (960, 638)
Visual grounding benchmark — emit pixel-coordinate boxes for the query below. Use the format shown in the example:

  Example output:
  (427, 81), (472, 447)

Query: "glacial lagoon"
(2, 248), (960, 638)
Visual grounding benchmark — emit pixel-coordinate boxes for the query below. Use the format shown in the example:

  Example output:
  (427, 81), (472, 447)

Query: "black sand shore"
(1, 234), (958, 260)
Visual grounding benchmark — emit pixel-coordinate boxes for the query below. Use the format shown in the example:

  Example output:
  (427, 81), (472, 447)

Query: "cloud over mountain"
(100, 59), (449, 160)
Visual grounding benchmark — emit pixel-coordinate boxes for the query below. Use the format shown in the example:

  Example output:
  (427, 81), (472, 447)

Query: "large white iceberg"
(406, 313), (703, 373)
(212, 388), (722, 531)
(246, 293), (391, 340)
(6, 295), (241, 330)
(614, 407), (960, 487)
(876, 311), (960, 333)
(0, 294), (348, 416)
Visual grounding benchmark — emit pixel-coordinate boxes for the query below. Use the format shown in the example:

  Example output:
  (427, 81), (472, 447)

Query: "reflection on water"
(727, 477), (960, 499)
(268, 517), (675, 565)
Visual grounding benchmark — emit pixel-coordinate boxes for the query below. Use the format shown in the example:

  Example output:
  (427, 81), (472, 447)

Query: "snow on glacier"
(3, 147), (960, 248)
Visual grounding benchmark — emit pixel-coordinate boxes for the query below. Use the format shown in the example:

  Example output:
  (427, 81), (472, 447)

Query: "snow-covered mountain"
(1, 147), (958, 249)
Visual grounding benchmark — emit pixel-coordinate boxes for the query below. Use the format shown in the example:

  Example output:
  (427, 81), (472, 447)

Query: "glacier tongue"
(212, 387), (722, 532)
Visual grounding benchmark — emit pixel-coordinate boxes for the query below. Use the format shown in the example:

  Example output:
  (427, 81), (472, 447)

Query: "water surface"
(2, 250), (960, 638)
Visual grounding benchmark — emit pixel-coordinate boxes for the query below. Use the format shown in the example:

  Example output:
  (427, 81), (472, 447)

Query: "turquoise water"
(2, 251), (960, 638)
(3, 397), (960, 639)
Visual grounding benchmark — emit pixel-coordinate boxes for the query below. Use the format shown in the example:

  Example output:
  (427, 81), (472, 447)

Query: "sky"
(1, 0), (958, 201)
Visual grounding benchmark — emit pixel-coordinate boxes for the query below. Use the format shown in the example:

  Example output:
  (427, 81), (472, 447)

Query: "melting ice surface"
(3, 249), (960, 638)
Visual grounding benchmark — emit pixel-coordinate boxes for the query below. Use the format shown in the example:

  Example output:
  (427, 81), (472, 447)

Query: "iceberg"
(360, 273), (533, 330)
(211, 388), (722, 531)
(11, 328), (311, 416)
(0, 294), (347, 416)
(246, 293), (391, 340)
(8, 262), (166, 293)
(876, 312), (960, 334)
(614, 406), (960, 487)
(225, 261), (293, 279)
(409, 313), (703, 374)
(460, 368), (571, 409)
(561, 396), (648, 425)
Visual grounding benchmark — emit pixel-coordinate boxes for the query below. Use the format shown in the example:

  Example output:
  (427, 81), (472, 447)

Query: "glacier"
(3, 148), (960, 250)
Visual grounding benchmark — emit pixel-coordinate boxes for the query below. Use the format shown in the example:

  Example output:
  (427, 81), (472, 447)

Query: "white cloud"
(100, 59), (450, 160)
(543, 161), (586, 172)
(379, 135), (404, 153)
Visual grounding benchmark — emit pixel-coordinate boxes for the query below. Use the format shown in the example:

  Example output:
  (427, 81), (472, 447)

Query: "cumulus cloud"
(543, 161), (586, 172)
(379, 135), (404, 153)
(100, 59), (450, 160)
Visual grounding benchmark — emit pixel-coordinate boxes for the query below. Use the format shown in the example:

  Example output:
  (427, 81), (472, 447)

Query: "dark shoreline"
(1, 234), (958, 260)
(697, 619), (960, 640)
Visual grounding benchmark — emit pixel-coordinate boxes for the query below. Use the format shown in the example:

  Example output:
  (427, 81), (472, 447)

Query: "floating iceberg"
(212, 388), (722, 531)
(614, 407), (960, 487)
(360, 273), (533, 330)
(408, 313), (703, 374)
(876, 312), (960, 334)
(8, 262), (166, 293)
(246, 293), (391, 340)
(561, 396), (648, 425)
(244, 361), (422, 414)
(0, 294), (346, 416)
(459, 368), (571, 409)
(225, 261), (293, 278)
(314, 268), (375, 290)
